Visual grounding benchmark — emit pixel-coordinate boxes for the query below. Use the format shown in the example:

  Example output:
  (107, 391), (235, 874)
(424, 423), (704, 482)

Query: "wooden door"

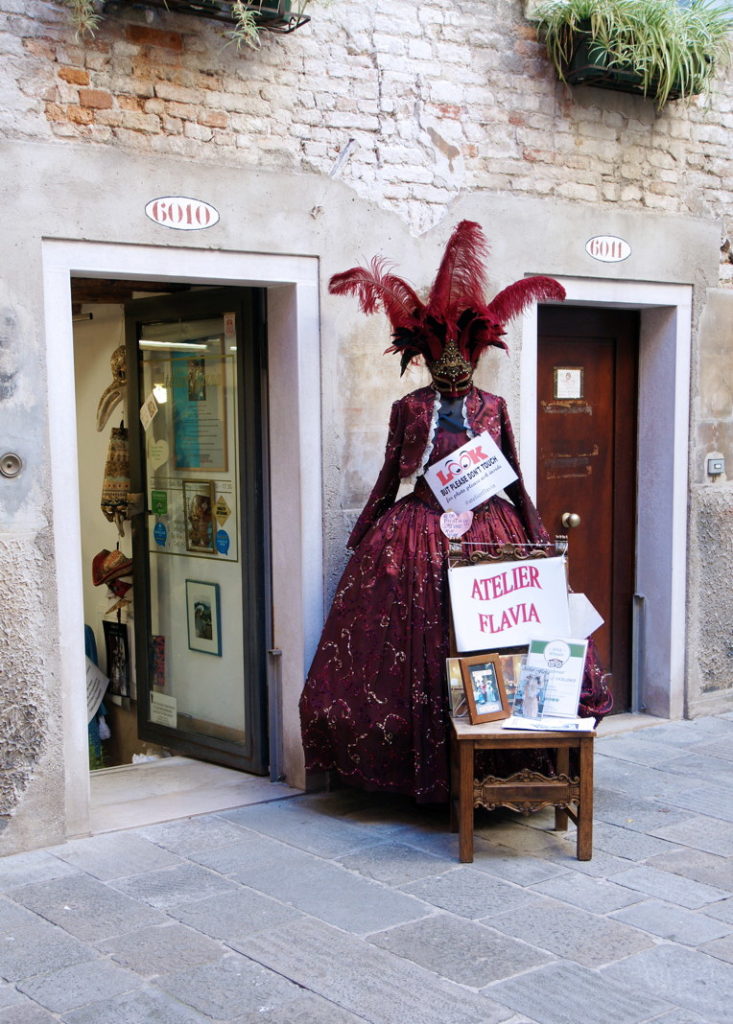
(537, 307), (638, 712)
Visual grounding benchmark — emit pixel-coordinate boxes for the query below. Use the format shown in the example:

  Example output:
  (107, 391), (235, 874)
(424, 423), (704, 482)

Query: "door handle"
(561, 512), (581, 529)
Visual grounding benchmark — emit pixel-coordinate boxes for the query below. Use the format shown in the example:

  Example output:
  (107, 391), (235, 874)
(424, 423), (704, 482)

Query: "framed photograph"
(513, 664), (551, 720)
(186, 579), (222, 656)
(446, 658), (469, 718)
(183, 479), (215, 554)
(460, 654), (511, 725)
(103, 620), (130, 700)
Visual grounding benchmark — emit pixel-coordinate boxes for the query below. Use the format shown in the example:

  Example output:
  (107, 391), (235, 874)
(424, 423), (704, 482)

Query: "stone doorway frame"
(42, 239), (322, 838)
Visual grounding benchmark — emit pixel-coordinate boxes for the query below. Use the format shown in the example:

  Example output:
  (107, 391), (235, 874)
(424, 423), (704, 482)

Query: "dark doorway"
(537, 306), (639, 712)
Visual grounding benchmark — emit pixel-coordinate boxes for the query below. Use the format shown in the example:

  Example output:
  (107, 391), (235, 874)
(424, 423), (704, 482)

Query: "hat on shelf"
(92, 548), (133, 587)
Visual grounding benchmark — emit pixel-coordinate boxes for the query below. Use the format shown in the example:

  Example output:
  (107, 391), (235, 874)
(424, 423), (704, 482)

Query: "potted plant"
(534, 0), (733, 107)
(63, 0), (310, 49)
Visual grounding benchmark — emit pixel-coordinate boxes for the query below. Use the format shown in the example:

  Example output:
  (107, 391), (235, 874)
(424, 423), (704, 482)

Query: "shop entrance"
(536, 306), (639, 712)
(75, 283), (269, 780)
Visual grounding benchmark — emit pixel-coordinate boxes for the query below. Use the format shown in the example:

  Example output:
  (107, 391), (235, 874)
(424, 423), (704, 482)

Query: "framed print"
(103, 620), (130, 700)
(554, 366), (584, 400)
(183, 479), (215, 554)
(460, 654), (511, 725)
(446, 658), (469, 718)
(186, 579), (222, 656)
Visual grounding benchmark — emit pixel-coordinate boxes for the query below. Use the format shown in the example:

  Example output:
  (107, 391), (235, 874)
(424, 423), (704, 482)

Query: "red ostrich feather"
(328, 257), (423, 332)
(425, 220), (489, 328)
(485, 276), (566, 326)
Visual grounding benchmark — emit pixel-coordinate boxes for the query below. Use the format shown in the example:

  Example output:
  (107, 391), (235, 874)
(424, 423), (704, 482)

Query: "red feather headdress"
(329, 221), (566, 374)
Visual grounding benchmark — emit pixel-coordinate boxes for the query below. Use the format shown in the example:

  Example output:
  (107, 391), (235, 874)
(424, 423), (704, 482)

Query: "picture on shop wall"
(186, 579), (222, 656)
(183, 479), (215, 554)
(103, 620), (130, 700)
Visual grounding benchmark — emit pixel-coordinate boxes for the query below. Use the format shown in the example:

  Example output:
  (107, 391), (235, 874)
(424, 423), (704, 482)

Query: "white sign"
(424, 431), (518, 513)
(145, 196), (220, 231)
(150, 691), (178, 728)
(521, 638), (588, 718)
(448, 556), (570, 651)
(585, 235), (631, 263)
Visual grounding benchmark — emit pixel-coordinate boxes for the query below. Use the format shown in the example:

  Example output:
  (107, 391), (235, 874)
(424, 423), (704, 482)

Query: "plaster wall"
(0, 129), (727, 853)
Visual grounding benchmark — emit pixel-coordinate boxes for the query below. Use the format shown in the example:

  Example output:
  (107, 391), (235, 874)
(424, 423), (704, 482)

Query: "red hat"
(92, 549), (133, 587)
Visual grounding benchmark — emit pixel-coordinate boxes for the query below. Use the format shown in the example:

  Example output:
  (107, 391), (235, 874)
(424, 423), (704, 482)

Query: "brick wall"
(1, 0), (732, 277)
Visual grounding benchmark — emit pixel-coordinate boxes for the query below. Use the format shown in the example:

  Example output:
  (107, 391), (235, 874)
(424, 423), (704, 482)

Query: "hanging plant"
(62, 0), (311, 50)
(535, 0), (733, 107)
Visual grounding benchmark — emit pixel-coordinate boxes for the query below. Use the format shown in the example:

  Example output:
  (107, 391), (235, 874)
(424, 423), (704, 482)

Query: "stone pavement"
(2, 713), (733, 1024)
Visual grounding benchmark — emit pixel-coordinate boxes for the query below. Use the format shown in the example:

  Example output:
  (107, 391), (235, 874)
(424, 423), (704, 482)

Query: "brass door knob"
(561, 512), (581, 529)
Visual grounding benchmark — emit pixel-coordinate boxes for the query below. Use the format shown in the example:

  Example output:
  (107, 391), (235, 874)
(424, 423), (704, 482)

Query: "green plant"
(62, 0), (310, 51)
(535, 0), (733, 106)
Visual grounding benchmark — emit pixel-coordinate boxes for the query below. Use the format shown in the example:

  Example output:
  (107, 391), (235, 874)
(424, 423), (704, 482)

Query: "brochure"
(513, 637), (588, 720)
(501, 715), (595, 732)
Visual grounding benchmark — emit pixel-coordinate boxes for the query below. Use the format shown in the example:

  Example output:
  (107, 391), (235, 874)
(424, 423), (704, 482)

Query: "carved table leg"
(554, 746), (570, 832)
(458, 740), (474, 863)
(577, 735), (594, 861)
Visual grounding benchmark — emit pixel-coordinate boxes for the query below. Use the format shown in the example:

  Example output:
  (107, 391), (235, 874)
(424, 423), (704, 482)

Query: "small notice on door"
(150, 691), (178, 728)
(554, 367), (584, 400)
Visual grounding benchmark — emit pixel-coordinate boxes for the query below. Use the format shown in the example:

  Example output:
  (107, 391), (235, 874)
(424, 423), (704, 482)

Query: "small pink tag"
(440, 510), (474, 539)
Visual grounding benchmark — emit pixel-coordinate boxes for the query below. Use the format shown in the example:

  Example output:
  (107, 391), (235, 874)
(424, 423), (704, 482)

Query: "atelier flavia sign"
(585, 235), (631, 263)
(145, 196), (220, 230)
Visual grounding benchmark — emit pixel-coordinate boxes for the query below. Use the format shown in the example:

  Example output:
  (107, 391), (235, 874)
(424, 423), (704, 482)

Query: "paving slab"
(590, 821), (681, 861)
(465, 847), (568, 886)
(401, 866), (537, 919)
(219, 799), (382, 858)
(154, 951), (304, 1020)
(167, 888), (303, 943)
(486, 961), (671, 1024)
(699, 932), (733, 965)
(229, 839), (430, 934)
(656, 752), (733, 786)
(611, 899), (733, 945)
(137, 813), (255, 856)
(601, 944), (733, 1023)
(645, 848), (733, 891)
(7, 874), (166, 942)
(595, 734), (691, 766)
(703, 895), (733, 924)
(336, 840), (453, 885)
(60, 986), (211, 1023)
(0, 898), (94, 982)
(614, 717), (732, 746)
(0, 849), (80, 892)
(528, 871), (643, 913)
(0, 1003), (59, 1023)
(592, 758), (701, 802)
(486, 897), (655, 967)
(692, 738), (733, 763)
(16, 958), (141, 1013)
(233, 990), (375, 1024)
(658, 783), (733, 824)
(368, 913), (553, 986)
(592, 788), (694, 833)
(47, 832), (183, 881)
(110, 861), (240, 908)
(236, 916), (512, 1024)
(183, 832), (293, 876)
(650, 815), (733, 856)
(609, 864), (730, 908)
(97, 922), (226, 977)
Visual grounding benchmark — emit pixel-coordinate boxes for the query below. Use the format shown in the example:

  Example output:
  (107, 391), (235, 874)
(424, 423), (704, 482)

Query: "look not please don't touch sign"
(449, 557), (571, 651)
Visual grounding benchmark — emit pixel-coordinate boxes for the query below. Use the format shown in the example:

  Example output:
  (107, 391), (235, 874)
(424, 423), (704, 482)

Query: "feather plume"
(426, 221), (489, 323)
(329, 257), (423, 331)
(485, 276), (566, 327)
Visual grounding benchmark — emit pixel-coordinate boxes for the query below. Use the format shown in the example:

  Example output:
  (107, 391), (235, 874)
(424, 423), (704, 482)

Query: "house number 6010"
(145, 197), (220, 231)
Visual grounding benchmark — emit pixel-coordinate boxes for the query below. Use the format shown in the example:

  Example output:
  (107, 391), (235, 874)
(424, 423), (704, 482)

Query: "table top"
(451, 715), (596, 741)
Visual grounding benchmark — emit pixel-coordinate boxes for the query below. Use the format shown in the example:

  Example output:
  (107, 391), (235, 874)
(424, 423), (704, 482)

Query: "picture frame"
(183, 479), (215, 554)
(460, 654), (511, 725)
(103, 619), (130, 700)
(186, 579), (222, 656)
(445, 657), (469, 718)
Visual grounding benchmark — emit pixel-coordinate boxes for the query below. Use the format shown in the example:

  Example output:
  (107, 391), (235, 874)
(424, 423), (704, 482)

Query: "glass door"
(125, 287), (269, 773)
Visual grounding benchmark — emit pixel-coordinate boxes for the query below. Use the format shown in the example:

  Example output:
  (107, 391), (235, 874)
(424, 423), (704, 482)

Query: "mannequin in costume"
(299, 222), (612, 803)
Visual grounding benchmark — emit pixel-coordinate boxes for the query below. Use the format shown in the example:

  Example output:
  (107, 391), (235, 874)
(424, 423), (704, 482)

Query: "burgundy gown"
(299, 385), (611, 803)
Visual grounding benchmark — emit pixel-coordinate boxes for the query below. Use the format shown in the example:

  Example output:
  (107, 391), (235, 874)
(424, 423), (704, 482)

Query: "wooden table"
(450, 717), (596, 863)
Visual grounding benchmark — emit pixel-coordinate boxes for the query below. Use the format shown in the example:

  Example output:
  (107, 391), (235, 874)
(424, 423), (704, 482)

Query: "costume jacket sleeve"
(347, 398), (405, 550)
(498, 397), (550, 546)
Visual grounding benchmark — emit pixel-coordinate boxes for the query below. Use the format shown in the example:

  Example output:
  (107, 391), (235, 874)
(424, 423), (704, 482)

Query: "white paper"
(568, 593), (604, 638)
(449, 557), (571, 651)
(423, 431), (518, 513)
(501, 715), (594, 732)
(86, 657), (108, 723)
(149, 691), (177, 728)
(521, 638), (588, 718)
(139, 392), (159, 432)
